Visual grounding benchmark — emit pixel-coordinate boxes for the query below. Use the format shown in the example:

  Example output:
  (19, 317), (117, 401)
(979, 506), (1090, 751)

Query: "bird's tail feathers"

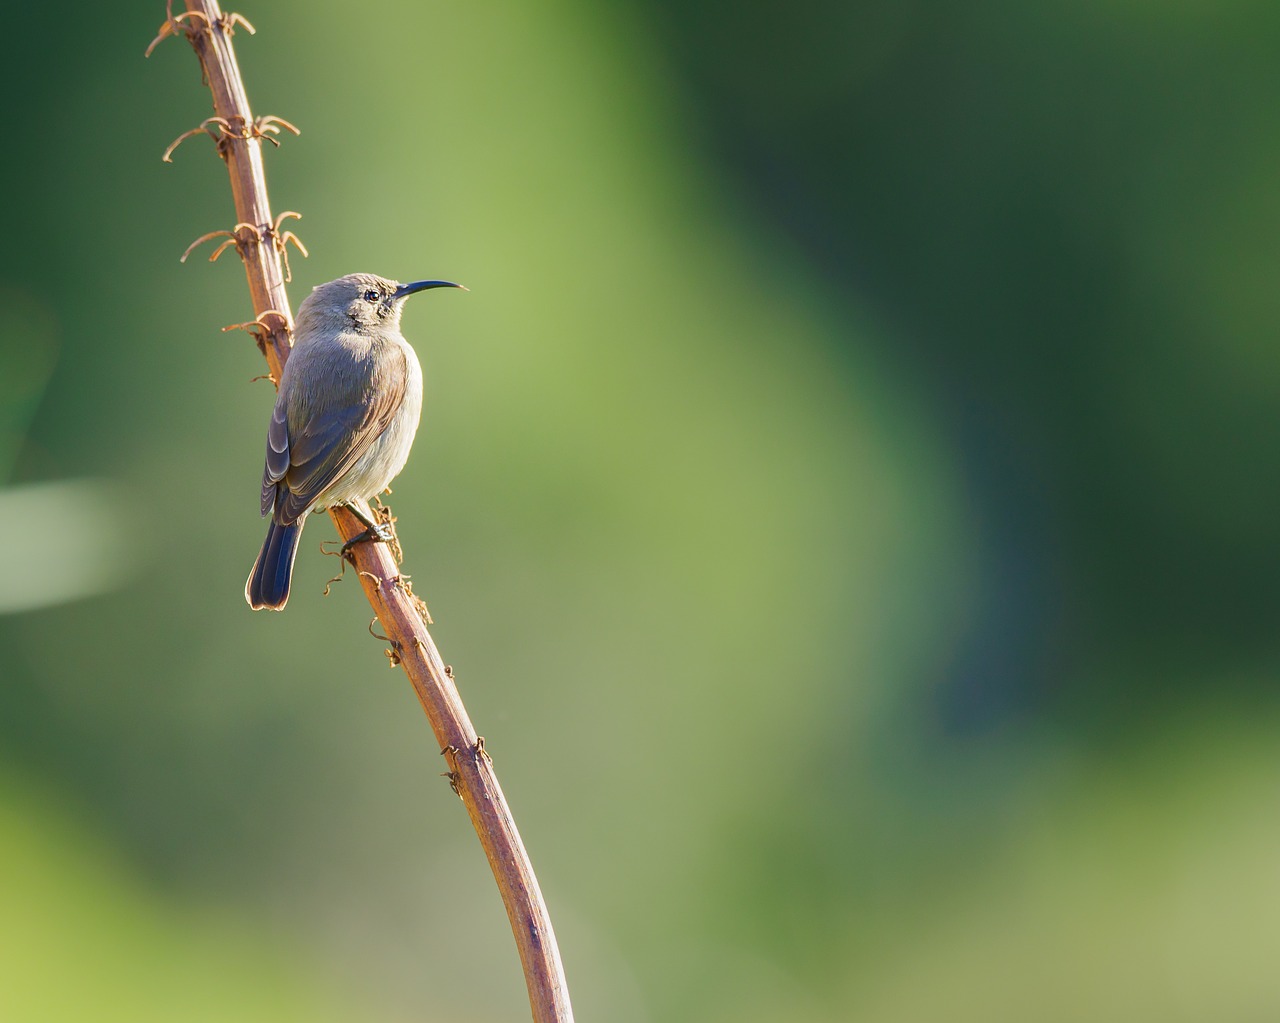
(245, 517), (303, 610)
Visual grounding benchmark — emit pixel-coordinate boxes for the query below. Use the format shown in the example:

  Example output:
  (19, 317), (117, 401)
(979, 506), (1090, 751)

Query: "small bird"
(246, 272), (463, 610)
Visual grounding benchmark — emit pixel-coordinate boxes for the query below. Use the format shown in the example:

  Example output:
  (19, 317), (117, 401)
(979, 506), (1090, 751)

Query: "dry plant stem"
(159, 2), (573, 1019)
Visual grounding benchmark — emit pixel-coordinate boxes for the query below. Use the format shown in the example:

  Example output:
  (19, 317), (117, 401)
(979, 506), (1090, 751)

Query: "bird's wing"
(260, 397), (291, 517)
(272, 344), (409, 525)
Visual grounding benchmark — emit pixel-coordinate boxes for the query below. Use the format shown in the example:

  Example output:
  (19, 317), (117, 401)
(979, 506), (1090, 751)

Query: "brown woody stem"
(153, 3), (574, 1018)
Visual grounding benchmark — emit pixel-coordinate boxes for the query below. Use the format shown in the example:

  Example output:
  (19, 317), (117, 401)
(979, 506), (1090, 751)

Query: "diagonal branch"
(149, 3), (574, 1019)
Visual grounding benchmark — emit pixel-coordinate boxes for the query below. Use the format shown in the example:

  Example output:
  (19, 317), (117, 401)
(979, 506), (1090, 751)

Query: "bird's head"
(298, 273), (465, 334)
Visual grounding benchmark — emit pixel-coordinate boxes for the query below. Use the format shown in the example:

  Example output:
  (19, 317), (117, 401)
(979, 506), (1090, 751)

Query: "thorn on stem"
(393, 573), (432, 625)
(180, 229), (232, 263)
(225, 321), (268, 342)
(208, 237), (240, 261)
(144, 23), (174, 57)
(181, 222), (265, 265)
(440, 745), (463, 796)
(144, 0), (212, 57)
(254, 115), (301, 147)
(231, 221), (265, 243)
(369, 617), (403, 667)
(320, 544), (347, 595)
(161, 117), (232, 162)
(265, 211), (308, 282)
(221, 309), (292, 353)
(218, 11), (257, 38)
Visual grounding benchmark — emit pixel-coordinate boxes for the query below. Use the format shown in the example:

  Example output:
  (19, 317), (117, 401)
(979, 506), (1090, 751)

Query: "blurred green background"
(2, 1), (1279, 1019)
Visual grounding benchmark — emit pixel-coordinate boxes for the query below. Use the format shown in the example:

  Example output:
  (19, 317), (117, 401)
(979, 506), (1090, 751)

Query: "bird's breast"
(313, 340), (423, 509)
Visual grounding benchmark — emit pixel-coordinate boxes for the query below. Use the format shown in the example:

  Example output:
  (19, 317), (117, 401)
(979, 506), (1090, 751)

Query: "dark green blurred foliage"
(2, 1), (1278, 1020)
(646, 0), (1280, 715)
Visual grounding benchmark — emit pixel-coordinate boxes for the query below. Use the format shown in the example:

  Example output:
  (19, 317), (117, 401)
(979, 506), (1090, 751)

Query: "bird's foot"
(340, 520), (395, 558)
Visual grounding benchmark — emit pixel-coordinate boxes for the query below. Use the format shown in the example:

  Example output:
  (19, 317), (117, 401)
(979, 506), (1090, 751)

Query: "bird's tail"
(245, 517), (303, 610)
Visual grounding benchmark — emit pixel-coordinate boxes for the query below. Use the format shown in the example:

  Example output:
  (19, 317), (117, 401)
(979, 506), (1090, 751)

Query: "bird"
(246, 272), (463, 610)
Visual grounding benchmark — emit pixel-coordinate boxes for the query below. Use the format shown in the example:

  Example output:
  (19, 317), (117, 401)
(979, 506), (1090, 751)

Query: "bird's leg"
(340, 503), (395, 557)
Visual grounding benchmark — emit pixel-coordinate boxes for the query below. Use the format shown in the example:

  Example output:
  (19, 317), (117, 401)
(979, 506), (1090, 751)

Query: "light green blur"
(0, 1), (1276, 1020)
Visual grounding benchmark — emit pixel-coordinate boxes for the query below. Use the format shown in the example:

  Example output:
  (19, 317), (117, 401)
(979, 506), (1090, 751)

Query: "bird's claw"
(341, 521), (395, 558)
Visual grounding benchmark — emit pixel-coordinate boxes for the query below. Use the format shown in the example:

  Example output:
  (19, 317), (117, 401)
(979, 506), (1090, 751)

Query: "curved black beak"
(394, 279), (467, 300)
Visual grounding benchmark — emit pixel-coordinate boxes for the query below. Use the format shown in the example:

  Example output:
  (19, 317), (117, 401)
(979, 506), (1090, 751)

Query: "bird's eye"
(363, 289), (380, 303)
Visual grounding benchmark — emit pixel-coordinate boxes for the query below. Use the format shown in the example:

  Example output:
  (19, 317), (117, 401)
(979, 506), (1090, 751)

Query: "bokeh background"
(3, 1), (1279, 1019)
